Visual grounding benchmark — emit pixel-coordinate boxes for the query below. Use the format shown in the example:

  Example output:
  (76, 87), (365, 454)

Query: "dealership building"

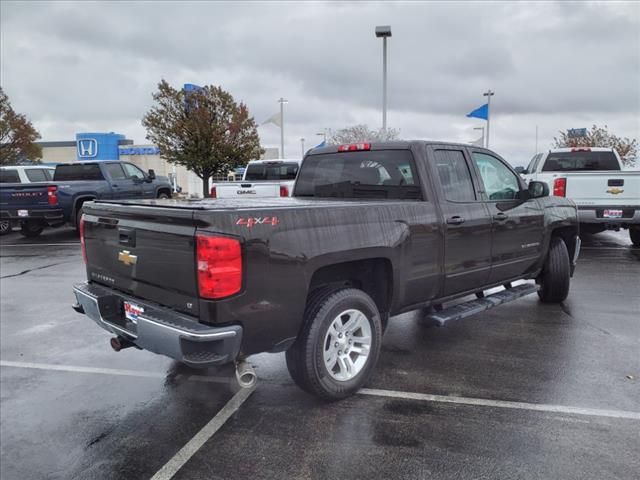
(37, 132), (278, 197)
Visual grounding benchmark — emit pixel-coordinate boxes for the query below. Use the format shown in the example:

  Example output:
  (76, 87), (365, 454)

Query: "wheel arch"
(550, 224), (579, 263)
(72, 195), (96, 226)
(307, 257), (393, 317)
(156, 187), (172, 198)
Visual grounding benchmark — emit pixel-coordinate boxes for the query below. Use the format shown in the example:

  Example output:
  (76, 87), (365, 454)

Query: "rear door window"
(25, 169), (49, 182)
(0, 169), (21, 183)
(244, 162), (299, 181)
(542, 151), (620, 171)
(53, 164), (104, 181)
(434, 149), (476, 202)
(294, 150), (422, 199)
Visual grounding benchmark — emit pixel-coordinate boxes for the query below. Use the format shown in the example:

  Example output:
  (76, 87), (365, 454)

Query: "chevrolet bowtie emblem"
(118, 250), (137, 266)
(606, 187), (624, 195)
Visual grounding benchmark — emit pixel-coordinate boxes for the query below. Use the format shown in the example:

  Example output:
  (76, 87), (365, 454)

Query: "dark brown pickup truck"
(72, 141), (580, 400)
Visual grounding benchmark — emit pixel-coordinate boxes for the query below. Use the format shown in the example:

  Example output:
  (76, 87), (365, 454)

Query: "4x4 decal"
(236, 216), (279, 228)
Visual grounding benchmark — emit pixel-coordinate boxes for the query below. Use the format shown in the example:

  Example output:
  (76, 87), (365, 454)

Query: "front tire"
(286, 288), (382, 401)
(630, 227), (640, 247)
(157, 191), (170, 199)
(537, 236), (570, 303)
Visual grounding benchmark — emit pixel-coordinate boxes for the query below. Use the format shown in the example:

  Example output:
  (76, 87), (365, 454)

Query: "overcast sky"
(1, 0), (639, 165)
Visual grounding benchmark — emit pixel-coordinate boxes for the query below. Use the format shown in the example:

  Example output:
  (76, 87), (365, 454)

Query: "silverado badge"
(606, 187), (624, 195)
(118, 250), (137, 266)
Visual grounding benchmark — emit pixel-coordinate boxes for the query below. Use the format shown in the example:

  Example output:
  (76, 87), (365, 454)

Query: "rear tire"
(0, 220), (10, 236)
(20, 222), (43, 238)
(537, 237), (570, 303)
(285, 288), (382, 401)
(630, 227), (640, 247)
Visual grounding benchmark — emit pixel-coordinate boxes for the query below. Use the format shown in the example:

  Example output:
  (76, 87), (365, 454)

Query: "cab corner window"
(472, 152), (520, 201)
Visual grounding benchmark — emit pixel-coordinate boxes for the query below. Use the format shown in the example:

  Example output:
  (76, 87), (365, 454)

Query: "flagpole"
(483, 90), (494, 148)
(278, 97), (288, 158)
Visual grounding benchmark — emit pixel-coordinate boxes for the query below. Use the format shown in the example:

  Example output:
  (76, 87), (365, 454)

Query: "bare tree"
(0, 87), (42, 165)
(553, 125), (637, 168)
(327, 124), (400, 145)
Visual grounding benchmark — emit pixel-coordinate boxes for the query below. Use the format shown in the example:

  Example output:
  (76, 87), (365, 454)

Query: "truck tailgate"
(565, 172), (640, 205)
(214, 182), (281, 198)
(83, 202), (200, 316)
(0, 183), (51, 210)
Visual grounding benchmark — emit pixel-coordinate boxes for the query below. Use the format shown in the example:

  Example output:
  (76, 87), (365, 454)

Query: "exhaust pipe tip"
(110, 336), (135, 352)
(235, 360), (257, 389)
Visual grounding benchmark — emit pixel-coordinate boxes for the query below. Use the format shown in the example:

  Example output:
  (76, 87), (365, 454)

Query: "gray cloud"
(1, 0), (638, 165)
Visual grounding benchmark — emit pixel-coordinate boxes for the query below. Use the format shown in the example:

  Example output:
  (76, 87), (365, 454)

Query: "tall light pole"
(278, 97), (288, 157)
(483, 89), (494, 148)
(375, 26), (392, 133)
(300, 138), (305, 157)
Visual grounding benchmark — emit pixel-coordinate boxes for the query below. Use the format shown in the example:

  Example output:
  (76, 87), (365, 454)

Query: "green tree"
(142, 80), (263, 197)
(0, 87), (42, 165)
(327, 124), (400, 145)
(553, 125), (637, 167)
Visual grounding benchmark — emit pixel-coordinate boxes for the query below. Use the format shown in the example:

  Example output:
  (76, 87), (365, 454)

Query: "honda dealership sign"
(77, 138), (98, 158)
(75, 132), (125, 161)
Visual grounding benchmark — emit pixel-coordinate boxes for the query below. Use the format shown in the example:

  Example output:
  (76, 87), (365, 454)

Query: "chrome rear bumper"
(73, 282), (242, 367)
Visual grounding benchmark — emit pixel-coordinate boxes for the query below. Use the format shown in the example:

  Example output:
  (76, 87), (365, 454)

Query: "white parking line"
(0, 243), (80, 247)
(358, 388), (640, 420)
(150, 386), (255, 480)
(0, 360), (254, 480)
(4, 360), (638, 422)
(0, 360), (231, 385)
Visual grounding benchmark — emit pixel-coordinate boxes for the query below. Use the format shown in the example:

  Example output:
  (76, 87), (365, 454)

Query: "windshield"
(294, 150), (422, 200)
(244, 162), (299, 181)
(54, 164), (104, 181)
(542, 151), (620, 172)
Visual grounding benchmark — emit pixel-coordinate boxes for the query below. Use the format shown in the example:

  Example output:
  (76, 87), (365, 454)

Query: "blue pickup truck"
(0, 161), (172, 237)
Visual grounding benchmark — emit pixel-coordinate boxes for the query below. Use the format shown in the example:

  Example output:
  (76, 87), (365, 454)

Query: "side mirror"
(528, 180), (548, 199)
(147, 169), (156, 180)
(514, 166), (527, 175)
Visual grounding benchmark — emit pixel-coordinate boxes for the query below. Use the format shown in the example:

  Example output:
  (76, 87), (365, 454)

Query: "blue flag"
(466, 103), (488, 120)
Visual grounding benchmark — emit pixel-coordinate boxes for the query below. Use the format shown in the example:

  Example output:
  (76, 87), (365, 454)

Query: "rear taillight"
(280, 185), (289, 197)
(553, 177), (567, 197)
(79, 215), (87, 263)
(210, 186), (217, 198)
(47, 186), (58, 205)
(338, 143), (371, 152)
(196, 234), (242, 299)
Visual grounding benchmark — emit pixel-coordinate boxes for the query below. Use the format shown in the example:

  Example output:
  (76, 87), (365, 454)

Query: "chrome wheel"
(323, 309), (372, 381)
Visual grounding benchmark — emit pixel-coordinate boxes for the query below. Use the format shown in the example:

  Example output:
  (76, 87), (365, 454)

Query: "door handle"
(494, 212), (508, 221)
(446, 216), (465, 225)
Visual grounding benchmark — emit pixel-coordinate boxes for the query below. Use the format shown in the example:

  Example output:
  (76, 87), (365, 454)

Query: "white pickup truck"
(210, 159), (301, 198)
(520, 147), (640, 246)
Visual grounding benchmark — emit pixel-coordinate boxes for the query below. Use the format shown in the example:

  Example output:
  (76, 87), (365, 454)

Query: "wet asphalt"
(1, 227), (638, 480)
